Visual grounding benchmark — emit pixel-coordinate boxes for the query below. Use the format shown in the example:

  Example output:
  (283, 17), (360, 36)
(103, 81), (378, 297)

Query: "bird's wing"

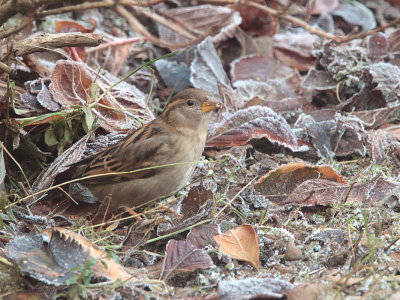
(73, 122), (174, 184)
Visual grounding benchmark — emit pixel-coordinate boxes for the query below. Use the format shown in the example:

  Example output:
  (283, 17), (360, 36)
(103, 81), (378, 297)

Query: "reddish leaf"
(283, 179), (348, 206)
(367, 33), (389, 58)
(235, 2), (277, 36)
(55, 20), (96, 34)
(49, 60), (153, 132)
(187, 224), (219, 249)
(181, 184), (214, 218)
(254, 162), (346, 203)
(274, 32), (317, 72)
(160, 240), (214, 280)
(310, 0), (339, 14)
(389, 29), (400, 52)
(230, 54), (295, 83)
(214, 225), (259, 269)
(244, 96), (315, 114)
(55, 20), (96, 60)
(207, 106), (309, 152)
(283, 175), (400, 206)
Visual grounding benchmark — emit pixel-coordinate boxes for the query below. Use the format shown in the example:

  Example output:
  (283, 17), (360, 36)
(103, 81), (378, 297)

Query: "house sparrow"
(69, 88), (220, 212)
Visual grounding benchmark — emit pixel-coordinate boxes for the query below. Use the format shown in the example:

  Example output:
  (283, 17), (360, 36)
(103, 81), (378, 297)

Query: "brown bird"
(69, 88), (220, 212)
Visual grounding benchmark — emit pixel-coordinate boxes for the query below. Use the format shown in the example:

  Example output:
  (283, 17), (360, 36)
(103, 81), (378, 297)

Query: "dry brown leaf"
(6, 227), (134, 286)
(43, 227), (133, 282)
(214, 224), (260, 269)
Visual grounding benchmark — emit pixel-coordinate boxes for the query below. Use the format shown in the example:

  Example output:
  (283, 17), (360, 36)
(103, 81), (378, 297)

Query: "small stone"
(284, 239), (302, 261)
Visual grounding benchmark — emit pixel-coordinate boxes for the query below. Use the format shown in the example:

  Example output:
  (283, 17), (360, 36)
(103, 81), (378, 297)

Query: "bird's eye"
(186, 99), (194, 106)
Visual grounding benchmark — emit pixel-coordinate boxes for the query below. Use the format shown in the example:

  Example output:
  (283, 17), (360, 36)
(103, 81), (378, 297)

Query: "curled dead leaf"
(214, 224), (260, 269)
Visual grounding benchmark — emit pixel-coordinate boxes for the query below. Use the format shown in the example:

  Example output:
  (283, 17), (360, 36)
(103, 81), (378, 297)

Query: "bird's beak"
(201, 98), (221, 112)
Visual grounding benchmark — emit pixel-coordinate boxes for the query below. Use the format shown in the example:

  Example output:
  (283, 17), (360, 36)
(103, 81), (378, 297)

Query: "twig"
(38, 0), (166, 17)
(2, 32), (103, 60)
(133, 6), (197, 40)
(86, 36), (145, 53)
(113, 4), (166, 47)
(0, 61), (11, 74)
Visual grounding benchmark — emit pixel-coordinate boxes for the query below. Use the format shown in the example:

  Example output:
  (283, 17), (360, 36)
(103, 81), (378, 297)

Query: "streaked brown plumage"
(69, 88), (220, 211)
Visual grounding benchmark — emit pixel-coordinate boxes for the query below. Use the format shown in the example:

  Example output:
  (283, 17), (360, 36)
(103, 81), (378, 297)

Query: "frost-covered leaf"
(207, 106), (309, 152)
(160, 240), (214, 280)
(284, 175), (400, 206)
(332, 2), (376, 32)
(6, 227), (132, 286)
(368, 62), (400, 105)
(187, 224), (219, 249)
(368, 129), (400, 166)
(254, 162), (346, 203)
(155, 37), (230, 99)
(190, 37), (231, 98)
(49, 60), (153, 132)
(230, 55), (296, 83)
(32, 134), (90, 192)
(295, 113), (368, 158)
(274, 32), (318, 71)
(157, 5), (241, 50)
(218, 277), (293, 300)
(302, 67), (337, 90)
(311, 0), (339, 14)
(367, 33), (389, 58)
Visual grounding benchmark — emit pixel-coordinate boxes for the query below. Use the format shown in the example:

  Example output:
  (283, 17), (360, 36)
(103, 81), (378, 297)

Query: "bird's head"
(161, 88), (221, 132)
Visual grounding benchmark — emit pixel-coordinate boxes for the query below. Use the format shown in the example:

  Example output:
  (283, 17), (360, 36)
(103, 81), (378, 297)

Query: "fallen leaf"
(43, 227), (133, 282)
(49, 60), (153, 132)
(230, 54), (296, 83)
(218, 277), (293, 300)
(181, 184), (214, 218)
(160, 239), (214, 280)
(310, 0), (339, 14)
(207, 106), (309, 152)
(283, 174), (400, 206)
(156, 5), (241, 50)
(187, 224), (219, 249)
(6, 227), (133, 286)
(254, 162), (346, 203)
(32, 134), (90, 193)
(234, 1), (277, 36)
(213, 224), (259, 269)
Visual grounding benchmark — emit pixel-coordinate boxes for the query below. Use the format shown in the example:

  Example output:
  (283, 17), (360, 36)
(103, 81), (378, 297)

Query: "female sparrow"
(69, 88), (220, 212)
